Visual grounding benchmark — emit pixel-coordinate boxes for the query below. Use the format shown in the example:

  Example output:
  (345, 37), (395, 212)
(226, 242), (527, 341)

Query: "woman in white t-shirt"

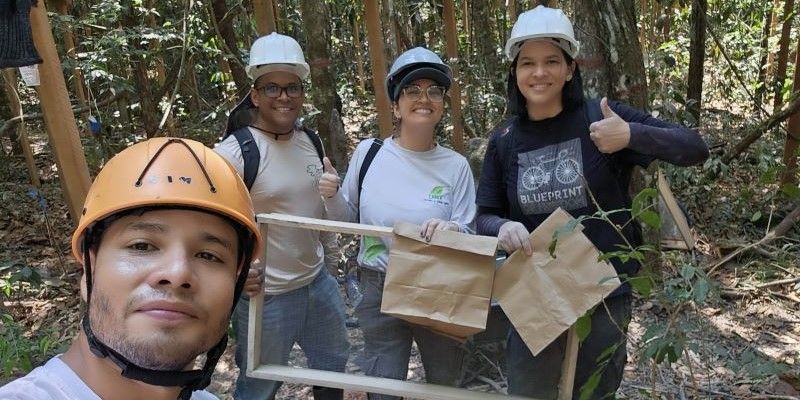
(319, 47), (476, 399)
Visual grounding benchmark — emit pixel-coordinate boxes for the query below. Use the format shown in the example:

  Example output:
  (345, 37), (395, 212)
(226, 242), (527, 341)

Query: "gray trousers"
(357, 268), (466, 400)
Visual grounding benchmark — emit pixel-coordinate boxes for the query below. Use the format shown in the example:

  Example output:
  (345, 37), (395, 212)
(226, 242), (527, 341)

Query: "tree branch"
(0, 93), (122, 137)
(722, 92), (800, 163)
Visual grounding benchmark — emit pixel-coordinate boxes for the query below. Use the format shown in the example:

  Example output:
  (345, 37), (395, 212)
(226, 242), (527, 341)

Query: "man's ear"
(249, 88), (259, 108)
(392, 104), (400, 119)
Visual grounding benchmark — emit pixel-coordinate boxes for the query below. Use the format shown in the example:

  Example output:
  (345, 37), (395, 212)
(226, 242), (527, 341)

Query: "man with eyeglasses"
(214, 33), (349, 400)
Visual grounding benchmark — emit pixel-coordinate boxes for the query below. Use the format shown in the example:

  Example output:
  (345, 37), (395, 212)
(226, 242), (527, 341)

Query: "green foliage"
(0, 261), (42, 299)
(727, 350), (790, 379)
(0, 313), (60, 378)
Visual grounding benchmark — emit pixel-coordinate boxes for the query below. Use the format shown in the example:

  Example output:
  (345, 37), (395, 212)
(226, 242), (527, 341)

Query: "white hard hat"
(246, 32), (310, 81)
(505, 5), (580, 61)
(385, 47), (452, 101)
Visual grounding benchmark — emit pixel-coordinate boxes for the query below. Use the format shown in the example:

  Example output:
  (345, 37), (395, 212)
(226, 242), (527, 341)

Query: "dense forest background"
(1, 0), (799, 398)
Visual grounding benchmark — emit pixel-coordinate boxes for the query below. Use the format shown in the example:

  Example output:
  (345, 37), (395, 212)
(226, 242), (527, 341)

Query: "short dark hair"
(506, 49), (585, 118)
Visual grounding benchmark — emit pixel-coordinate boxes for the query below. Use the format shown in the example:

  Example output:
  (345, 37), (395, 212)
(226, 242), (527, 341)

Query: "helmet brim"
(247, 63), (310, 81)
(506, 35), (580, 60)
(391, 67), (452, 101)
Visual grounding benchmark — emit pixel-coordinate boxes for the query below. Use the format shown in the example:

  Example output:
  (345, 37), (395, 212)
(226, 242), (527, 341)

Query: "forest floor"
(1, 125), (798, 399)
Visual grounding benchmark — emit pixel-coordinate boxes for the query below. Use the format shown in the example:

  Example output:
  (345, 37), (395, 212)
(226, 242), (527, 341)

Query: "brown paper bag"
(493, 208), (621, 356)
(381, 222), (498, 340)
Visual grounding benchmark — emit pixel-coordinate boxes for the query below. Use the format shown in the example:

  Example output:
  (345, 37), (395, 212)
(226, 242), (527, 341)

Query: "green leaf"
(579, 369), (602, 400)
(629, 276), (652, 297)
(637, 210), (661, 229)
(575, 313), (592, 341)
(548, 218), (580, 257)
(632, 188), (658, 216)
(750, 211), (761, 222)
(680, 265), (695, 281)
(781, 183), (800, 199)
(362, 236), (387, 263)
(693, 279), (710, 304)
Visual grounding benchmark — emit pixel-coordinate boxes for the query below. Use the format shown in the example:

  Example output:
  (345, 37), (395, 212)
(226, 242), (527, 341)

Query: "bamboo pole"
(442, 0), (465, 153)
(365, 0), (393, 138)
(55, 0), (88, 116)
(29, 2), (91, 223)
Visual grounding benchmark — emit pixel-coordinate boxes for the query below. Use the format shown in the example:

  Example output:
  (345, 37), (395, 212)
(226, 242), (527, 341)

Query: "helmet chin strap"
(80, 230), (252, 400)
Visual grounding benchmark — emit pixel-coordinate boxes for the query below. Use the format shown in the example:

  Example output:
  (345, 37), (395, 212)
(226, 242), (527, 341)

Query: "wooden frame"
(248, 213), (579, 400)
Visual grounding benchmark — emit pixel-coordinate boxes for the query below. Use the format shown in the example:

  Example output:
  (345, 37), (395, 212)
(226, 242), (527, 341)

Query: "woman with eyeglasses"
(319, 47), (476, 399)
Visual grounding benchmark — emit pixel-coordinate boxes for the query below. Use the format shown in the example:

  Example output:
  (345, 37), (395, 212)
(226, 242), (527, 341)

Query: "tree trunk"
(352, 13), (367, 91)
(755, 3), (775, 108)
(472, 1), (498, 84)
(365, 0), (393, 137)
(211, 0), (250, 95)
(443, 0), (464, 153)
(572, 0), (657, 268)
(122, 5), (159, 137)
(148, 0), (175, 135)
(298, 0), (346, 168)
(773, 0), (795, 111)
(767, 0), (782, 74)
(686, 0), (706, 123)
(253, 0), (277, 35)
(55, 0), (88, 120)
(2, 69), (39, 186)
(382, 0), (399, 61)
(781, 39), (800, 185)
(574, 0), (647, 107)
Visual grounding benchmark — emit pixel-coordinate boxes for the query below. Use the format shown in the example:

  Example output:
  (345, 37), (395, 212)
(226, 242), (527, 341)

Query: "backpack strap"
(301, 126), (326, 165)
(231, 127), (260, 191)
(358, 138), (383, 200)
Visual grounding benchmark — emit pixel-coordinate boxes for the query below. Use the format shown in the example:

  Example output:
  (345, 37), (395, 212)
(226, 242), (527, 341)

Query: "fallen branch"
(706, 203), (800, 275)
(0, 92), (122, 137)
(755, 276), (800, 289)
(723, 92), (800, 164)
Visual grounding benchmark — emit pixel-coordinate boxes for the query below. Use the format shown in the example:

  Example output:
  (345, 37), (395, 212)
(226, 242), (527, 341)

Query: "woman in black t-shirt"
(475, 5), (709, 399)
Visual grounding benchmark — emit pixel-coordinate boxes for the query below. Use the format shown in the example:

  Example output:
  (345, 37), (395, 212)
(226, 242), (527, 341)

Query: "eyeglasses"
(255, 83), (304, 98)
(401, 85), (446, 102)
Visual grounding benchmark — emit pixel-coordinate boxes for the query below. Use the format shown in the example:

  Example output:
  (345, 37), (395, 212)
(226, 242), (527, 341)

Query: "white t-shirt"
(215, 127), (326, 295)
(0, 356), (217, 399)
(325, 137), (476, 272)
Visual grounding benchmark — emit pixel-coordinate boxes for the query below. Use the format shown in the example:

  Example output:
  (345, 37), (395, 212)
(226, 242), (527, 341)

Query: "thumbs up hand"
(589, 97), (630, 153)
(319, 157), (341, 198)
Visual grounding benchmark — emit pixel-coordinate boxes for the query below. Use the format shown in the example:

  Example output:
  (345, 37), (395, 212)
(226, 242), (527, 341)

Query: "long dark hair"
(506, 49), (585, 118)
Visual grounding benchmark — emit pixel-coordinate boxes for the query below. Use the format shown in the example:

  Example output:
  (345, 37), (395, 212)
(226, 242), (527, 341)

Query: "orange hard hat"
(71, 137), (263, 262)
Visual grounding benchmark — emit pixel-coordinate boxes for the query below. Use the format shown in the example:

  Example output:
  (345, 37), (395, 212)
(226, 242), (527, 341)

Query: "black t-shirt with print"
(477, 101), (665, 285)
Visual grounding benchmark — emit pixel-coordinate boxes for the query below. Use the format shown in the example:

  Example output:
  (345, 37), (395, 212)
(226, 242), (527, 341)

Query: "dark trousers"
(506, 294), (632, 400)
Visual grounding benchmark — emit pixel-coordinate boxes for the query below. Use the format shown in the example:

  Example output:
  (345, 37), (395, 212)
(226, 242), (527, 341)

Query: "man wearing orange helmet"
(0, 138), (263, 400)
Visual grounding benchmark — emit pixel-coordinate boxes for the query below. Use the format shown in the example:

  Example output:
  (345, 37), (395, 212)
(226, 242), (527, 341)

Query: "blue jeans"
(506, 294), (632, 400)
(356, 269), (465, 400)
(232, 268), (349, 400)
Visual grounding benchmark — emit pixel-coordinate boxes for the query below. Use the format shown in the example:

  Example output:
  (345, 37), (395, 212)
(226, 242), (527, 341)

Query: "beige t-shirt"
(215, 127), (324, 295)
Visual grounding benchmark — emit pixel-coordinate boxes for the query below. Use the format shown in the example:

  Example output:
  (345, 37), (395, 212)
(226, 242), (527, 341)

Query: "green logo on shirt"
(429, 185), (449, 199)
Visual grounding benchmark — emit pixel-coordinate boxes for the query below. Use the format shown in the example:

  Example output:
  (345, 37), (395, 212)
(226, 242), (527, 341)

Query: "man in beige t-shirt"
(214, 33), (348, 400)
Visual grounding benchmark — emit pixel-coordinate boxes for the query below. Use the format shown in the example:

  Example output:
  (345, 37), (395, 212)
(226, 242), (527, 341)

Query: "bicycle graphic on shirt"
(521, 149), (580, 191)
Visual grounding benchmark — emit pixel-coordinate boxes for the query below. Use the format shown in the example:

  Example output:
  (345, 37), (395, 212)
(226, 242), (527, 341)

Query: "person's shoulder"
(190, 389), (220, 399)
(0, 358), (91, 400)
(213, 132), (244, 161)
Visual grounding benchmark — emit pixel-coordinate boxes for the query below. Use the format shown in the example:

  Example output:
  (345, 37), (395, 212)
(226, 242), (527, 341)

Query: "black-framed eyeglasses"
(401, 85), (446, 102)
(255, 83), (304, 98)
